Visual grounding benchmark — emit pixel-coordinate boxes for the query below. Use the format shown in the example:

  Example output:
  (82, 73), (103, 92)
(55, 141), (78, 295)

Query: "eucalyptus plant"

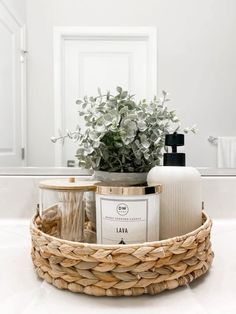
(51, 87), (196, 172)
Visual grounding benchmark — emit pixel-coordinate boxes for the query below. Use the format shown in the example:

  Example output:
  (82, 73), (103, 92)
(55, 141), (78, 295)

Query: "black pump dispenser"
(163, 132), (186, 166)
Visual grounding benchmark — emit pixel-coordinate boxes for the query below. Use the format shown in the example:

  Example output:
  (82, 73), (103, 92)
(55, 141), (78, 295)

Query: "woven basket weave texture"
(31, 209), (214, 296)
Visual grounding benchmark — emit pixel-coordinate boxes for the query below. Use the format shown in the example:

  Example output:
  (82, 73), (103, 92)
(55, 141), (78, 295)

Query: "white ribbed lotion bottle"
(147, 166), (202, 240)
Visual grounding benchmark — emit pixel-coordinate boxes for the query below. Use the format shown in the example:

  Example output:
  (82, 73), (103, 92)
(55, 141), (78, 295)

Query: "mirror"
(0, 0), (235, 174)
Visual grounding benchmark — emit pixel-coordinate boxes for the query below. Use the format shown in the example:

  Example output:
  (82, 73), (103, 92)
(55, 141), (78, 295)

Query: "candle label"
(97, 197), (149, 244)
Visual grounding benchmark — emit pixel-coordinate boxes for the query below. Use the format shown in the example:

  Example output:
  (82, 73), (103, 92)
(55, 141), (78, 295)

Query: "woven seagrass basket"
(30, 207), (214, 297)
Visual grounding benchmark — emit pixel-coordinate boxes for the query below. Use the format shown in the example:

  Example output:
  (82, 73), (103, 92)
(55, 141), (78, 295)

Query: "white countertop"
(0, 218), (235, 314)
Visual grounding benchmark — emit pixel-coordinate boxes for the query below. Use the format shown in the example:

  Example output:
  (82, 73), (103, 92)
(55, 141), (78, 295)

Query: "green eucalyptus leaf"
(116, 86), (122, 93)
(96, 124), (106, 133)
(121, 91), (128, 99)
(76, 99), (83, 105)
(137, 120), (147, 131)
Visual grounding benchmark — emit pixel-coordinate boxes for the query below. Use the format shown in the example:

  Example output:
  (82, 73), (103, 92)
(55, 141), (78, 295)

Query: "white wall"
(26, 0), (236, 167)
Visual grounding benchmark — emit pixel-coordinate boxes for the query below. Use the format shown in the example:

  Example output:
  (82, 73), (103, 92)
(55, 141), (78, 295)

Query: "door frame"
(0, 0), (27, 166)
(53, 26), (157, 166)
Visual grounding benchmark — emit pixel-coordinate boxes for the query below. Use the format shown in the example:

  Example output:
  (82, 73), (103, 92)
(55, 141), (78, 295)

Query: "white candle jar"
(95, 184), (162, 245)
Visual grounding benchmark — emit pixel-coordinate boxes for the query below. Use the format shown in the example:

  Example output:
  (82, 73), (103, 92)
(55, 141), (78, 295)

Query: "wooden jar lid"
(39, 178), (99, 191)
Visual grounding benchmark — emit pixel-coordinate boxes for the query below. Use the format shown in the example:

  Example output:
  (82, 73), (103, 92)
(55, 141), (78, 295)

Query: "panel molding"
(53, 27), (157, 166)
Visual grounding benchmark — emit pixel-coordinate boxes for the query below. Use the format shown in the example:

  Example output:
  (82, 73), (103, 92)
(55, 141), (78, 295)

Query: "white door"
(54, 27), (157, 166)
(0, 3), (25, 166)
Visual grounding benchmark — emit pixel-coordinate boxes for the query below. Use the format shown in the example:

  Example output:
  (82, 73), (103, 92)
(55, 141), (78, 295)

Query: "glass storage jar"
(39, 178), (97, 242)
